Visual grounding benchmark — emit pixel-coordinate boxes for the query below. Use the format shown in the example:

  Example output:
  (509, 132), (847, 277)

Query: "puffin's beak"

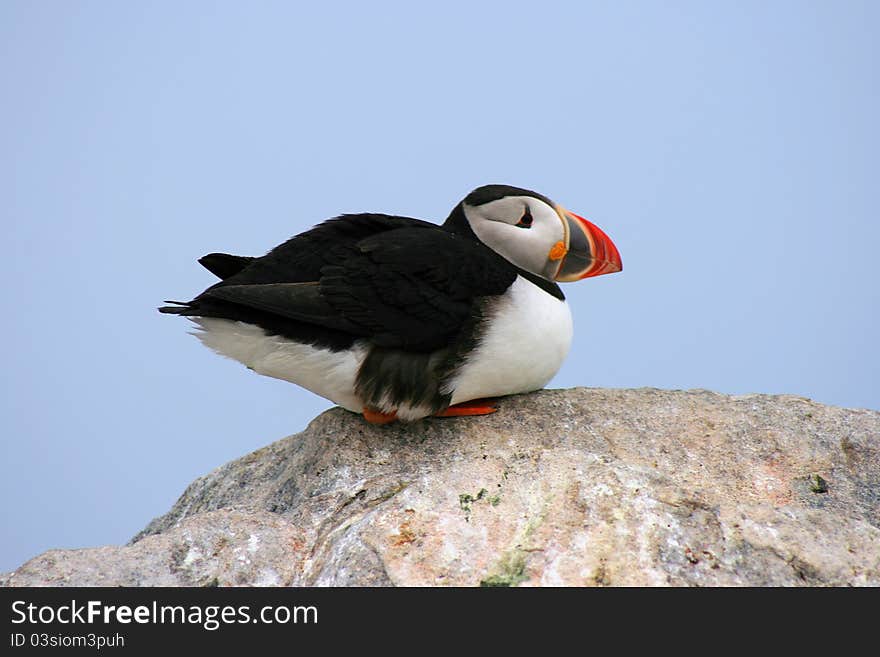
(553, 208), (623, 282)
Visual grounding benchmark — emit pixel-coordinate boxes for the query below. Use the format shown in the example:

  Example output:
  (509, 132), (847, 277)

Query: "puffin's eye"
(516, 209), (533, 228)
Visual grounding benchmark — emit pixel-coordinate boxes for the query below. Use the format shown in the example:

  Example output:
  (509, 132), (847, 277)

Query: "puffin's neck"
(441, 203), (565, 301)
(441, 203), (479, 240)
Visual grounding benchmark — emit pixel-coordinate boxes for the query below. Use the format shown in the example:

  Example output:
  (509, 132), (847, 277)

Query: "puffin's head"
(448, 184), (622, 282)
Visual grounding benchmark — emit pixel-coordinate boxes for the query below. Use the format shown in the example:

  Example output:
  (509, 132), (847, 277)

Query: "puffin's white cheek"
(471, 222), (537, 273)
(506, 234), (549, 274)
(540, 259), (560, 280)
(531, 223), (565, 277)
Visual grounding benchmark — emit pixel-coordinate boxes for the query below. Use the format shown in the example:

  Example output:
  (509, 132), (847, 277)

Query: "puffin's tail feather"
(158, 301), (192, 315)
(198, 253), (254, 280)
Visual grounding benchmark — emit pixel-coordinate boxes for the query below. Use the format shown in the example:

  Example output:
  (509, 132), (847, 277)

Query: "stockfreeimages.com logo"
(11, 599), (317, 632)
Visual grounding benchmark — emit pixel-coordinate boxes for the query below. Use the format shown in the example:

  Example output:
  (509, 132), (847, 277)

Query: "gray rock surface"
(3, 388), (879, 586)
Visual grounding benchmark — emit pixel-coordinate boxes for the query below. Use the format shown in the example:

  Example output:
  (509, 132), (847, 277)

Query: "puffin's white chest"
(446, 275), (573, 404)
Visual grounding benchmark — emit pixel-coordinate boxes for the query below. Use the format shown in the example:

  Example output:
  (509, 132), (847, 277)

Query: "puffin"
(160, 184), (622, 424)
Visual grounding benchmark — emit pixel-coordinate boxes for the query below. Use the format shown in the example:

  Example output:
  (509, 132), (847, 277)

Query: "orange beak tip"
(558, 211), (623, 281)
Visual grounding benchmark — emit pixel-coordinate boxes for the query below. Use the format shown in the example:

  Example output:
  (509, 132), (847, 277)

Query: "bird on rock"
(160, 184), (622, 424)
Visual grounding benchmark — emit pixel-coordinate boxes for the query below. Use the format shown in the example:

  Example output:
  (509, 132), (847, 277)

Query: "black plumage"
(160, 187), (568, 414)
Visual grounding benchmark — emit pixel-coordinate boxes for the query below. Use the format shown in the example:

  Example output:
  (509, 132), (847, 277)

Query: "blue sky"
(1, 1), (877, 572)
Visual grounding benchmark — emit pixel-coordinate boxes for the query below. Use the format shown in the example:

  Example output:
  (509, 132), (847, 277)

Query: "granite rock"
(3, 388), (878, 586)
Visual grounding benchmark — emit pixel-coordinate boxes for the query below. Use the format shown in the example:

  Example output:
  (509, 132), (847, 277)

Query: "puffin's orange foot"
(434, 398), (499, 418)
(363, 407), (398, 425)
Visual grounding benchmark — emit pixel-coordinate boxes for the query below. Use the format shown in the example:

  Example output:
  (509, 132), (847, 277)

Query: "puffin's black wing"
(160, 214), (518, 352)
(211, 214), (437, 287)
(313, 227), (517, 350)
